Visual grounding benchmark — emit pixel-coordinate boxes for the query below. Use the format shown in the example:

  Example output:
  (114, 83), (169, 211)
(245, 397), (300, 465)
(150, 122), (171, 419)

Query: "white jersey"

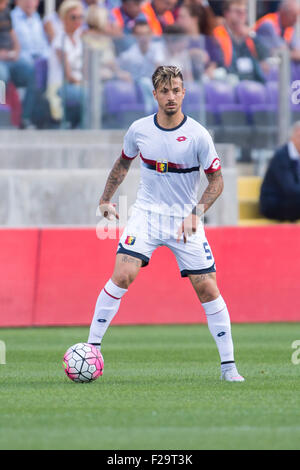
(122, 113), (221, 217)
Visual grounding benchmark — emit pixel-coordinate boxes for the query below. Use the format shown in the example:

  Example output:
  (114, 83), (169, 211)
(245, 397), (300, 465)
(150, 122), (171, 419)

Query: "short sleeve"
(197, 128), (221, 174)
(122, 123), (139, 160)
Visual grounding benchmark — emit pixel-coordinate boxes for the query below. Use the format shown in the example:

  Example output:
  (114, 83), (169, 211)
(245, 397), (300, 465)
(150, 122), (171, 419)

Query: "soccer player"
(88, 65), (244, 382)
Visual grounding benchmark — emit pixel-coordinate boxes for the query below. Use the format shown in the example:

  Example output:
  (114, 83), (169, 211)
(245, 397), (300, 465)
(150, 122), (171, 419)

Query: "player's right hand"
(99, 201), (119, 220)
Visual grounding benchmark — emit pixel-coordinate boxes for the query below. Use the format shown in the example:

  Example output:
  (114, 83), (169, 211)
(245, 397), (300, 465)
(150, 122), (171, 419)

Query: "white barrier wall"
(0, 131), (237, 226)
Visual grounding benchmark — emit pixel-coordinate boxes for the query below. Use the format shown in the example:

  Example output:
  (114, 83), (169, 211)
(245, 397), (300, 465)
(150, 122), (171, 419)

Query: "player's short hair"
(152, 66), (184, 90)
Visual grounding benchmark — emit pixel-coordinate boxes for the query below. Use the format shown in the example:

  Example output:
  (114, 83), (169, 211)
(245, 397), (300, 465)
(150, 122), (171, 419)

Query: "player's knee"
(195, 280), (220, 303)
(111, 271), (135, 289)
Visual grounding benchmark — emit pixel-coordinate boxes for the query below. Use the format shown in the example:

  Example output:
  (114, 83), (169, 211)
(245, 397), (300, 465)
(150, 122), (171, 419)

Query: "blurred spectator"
(46, 0), (84, 127)
(206, 0), (226, 24)
(260, 121), (300, 222)
(43, 0), (64, 43)
(207, 0), (223, 17)
(82, 0), (120, 35)
(83, 4), (131, 80)
(111, 0), (147, 34)
(82, 0), (117, 10)
(117, 20), (164, 111)
(0, 0), (36, 127)
(11, 0), (49, 61)
(84, 2), (112, 36)
(141, 0), (176, 35)
(257, 1), (281, 18)
(117, 20), (163, 77)
(176, 2), (223, 79)
(255, 0), (300, 62)
(213, 0), (269, 83)
(161, 24), (194, 81)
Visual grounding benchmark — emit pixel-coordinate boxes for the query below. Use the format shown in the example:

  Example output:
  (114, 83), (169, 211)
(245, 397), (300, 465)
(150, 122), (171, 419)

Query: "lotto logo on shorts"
(125, 236), (136, 245)
(156, 160), (168, 173)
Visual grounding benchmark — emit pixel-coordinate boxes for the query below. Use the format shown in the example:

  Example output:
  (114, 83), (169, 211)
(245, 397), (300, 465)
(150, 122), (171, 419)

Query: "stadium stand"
(0, 103), (11, 127)
(238, 175), (300, 226)
(237, 175), (267, 225)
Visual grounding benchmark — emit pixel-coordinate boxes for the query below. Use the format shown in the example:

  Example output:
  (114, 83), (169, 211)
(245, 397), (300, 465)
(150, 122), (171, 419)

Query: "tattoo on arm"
(101, 155), (133, 203)
(195, 169), (224, 216)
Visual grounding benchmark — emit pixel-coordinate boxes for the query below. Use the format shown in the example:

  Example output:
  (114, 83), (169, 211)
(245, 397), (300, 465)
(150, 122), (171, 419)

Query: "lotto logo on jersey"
(125, 236), (136, 246)
(156, 160), (168, 173)
(176, 136), (187, 142)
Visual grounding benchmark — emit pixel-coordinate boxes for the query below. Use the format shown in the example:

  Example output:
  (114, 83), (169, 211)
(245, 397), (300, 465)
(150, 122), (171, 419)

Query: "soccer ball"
(63, 343), (104, 383)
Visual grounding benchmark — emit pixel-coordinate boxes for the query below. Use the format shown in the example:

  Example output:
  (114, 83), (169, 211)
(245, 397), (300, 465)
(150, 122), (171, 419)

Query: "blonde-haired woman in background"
(46, 0), (84, 127)
(83, 4), (131, 81)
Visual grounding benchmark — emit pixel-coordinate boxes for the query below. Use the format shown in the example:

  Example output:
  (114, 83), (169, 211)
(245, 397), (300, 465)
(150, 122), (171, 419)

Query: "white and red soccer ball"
(63, 343), (104, 383)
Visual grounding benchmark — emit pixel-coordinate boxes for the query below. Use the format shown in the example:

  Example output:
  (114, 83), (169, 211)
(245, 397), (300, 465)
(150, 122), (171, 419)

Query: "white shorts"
(117, 208), (216, 278)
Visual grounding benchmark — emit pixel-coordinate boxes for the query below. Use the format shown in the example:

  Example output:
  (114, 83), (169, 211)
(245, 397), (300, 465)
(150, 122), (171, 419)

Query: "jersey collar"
(154, 113), (187, 132)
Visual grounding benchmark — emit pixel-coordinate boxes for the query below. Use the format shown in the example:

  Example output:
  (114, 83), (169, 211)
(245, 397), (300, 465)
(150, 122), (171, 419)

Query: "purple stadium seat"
(0, 104), (12, 127)
(181, 81), (205, 121)
(34, 58), (48, 92)
(264, 65), (279, 82)
(182, 81), (203, 110)
(104, 80), (144, 113)
(236, 80), (267, 108)
(265, 81), (278, 107)
(204, 80), (236, 108)
(291, 61), (300, 82)
(103, 80), (145, 127)
(204, 80), (246, 125)
(236, 80), (269, 124)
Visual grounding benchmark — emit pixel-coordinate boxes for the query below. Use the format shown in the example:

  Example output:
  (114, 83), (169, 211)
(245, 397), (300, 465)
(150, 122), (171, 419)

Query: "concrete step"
(0, 167), (237, 226)
(0, 168), (140, 226)
(0, 143), (143, 169)
(0, 129), (126, 145)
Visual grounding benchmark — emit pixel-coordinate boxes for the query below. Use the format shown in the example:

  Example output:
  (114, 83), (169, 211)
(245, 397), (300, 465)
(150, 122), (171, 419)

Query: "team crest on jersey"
(125, 235), (136, 246)
(156, 160), (168, 173)
(176, 136), (187, 142)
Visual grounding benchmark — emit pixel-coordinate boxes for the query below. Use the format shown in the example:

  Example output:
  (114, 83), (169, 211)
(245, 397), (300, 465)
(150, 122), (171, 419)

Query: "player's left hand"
(177, 213), (200, 244)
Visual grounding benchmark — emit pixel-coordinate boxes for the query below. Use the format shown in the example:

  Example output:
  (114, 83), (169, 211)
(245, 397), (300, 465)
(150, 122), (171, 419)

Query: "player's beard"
(164, 102), (179, 115)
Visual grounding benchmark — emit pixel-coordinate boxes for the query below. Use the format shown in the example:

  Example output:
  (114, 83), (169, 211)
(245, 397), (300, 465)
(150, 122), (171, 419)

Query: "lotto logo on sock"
(125, 236), (136, 246)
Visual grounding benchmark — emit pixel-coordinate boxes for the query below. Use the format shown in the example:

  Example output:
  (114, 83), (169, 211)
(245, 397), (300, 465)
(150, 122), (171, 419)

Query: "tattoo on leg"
(121, 255), (141, 267)
(190, 273), (215, 284)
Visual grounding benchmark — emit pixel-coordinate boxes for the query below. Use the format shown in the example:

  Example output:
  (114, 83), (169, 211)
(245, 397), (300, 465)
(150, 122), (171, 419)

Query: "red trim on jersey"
(204, 157), (221, 174)
(121, 150), (137, 160)
(104, 288), (120, 300)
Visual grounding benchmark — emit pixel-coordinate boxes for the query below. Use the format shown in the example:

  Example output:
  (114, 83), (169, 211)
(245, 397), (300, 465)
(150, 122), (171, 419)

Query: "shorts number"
(203, 242), (212, 260)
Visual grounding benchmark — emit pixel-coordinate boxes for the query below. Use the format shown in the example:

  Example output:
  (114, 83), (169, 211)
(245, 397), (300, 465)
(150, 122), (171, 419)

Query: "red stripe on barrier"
(0, 229), (39, 327)
(0, 226), (300, 327)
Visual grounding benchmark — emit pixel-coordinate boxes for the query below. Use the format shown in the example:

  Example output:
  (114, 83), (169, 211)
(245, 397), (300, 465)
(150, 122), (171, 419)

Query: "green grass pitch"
(0, 323), (300, 450)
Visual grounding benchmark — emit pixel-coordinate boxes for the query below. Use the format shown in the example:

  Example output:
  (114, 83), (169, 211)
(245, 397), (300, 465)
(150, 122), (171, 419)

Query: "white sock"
(88, 279), (127, 347)
(202, 295), (235, 365)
